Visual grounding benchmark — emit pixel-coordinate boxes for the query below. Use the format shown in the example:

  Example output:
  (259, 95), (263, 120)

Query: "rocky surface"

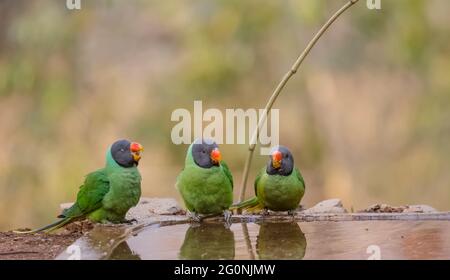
(60, 197), (185, 222)
(403, 205), (438, 213)
(360, 204), (438, 213)
(302, 198), (348, 214)
(128, 197), (185, 217)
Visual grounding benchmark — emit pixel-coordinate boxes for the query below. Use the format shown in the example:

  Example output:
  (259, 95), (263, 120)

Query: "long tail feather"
(13, 217), (74, 234)
(230, 196), (260, 211)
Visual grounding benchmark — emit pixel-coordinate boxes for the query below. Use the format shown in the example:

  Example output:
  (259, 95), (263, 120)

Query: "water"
(108, 221), (450, 260)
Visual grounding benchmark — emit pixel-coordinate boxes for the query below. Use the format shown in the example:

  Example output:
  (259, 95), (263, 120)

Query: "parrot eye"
(202, 150), (206, 154)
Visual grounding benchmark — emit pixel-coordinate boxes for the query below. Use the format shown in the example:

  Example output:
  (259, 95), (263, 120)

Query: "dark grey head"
(191, 138), (222, 168)
(266, 146), (294, 176)
(110, 139), (144, 168)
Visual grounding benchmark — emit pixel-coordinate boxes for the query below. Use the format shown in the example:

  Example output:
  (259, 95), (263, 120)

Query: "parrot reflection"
(256, 222), (307, 260)
(179, 223), (235, 260)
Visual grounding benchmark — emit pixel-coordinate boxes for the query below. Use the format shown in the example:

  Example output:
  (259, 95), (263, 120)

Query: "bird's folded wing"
(294, 167), (305, 189)
(73, 169), (110, 215)
(221, 161), (234, 189)
(254, 168), (265, 197)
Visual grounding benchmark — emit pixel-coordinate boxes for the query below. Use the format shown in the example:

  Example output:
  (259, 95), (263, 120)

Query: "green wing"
(254, 168), (265, 196)
(294, 167), (306, 189)
(60, 169), (110, 218)
(221, 161), (234, 189)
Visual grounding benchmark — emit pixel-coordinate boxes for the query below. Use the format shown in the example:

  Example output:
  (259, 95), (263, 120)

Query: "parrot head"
(191, 138), (222, 168)
(110, 139), (144, 167)
(267, 146), (294, 176)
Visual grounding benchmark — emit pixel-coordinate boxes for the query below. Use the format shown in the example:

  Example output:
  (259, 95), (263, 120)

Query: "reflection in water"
(110, 241), (141, 260)
(256, 222), (307, 260)
(179, 223), (235, 260)
(94, 221), (450, 260)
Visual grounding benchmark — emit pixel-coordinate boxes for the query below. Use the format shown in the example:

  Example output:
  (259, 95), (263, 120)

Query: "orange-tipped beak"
(272, 150), (282, 169)
(210, 148), (222, 165)
(130, 142), (144, 162)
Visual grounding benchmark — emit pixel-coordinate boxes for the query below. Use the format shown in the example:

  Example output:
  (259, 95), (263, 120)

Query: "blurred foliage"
(1, 0), (450, 230)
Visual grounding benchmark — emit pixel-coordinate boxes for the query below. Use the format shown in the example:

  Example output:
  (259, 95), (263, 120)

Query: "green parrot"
(232, 146), (305, 214)
(256, 222), (307, 260)
(179, 223), (235, 260)
(17, 139), (144, 233)
(176, 139), (233, 222)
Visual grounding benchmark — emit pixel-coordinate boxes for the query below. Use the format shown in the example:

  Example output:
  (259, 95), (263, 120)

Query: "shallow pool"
(107, 220), (450, 260)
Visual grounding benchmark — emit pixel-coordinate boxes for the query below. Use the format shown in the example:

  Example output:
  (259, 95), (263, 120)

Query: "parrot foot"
(188, 211), (202, 223)
(261, 208), (269, 216)
(288, 210), (296, 219)
(122, 218), (138, 225)
(223, 210), (232, 228)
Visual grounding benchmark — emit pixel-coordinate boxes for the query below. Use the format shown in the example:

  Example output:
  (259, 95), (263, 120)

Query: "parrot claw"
(122, 218), (138, 225)
(261, 208), (269, 216)
(223, 210), (232, 228)
(288, 210), (296, 219)
(188, 212), (202, 223)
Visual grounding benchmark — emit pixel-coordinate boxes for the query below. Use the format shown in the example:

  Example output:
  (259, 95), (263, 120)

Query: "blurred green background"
(1, 0), (449, 230)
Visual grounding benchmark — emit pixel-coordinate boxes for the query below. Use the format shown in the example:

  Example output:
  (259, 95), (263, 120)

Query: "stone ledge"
(54, 197), (449, 260)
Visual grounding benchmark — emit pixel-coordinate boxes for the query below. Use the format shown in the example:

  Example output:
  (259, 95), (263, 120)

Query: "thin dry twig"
(238, 0), (361, 203)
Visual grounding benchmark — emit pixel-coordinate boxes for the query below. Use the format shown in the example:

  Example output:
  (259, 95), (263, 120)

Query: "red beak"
(272, 150), (282, 162)
(272, 150), (282, 169)
(130, 142), (143, 162)
(210, 148), (222, 164)
(130, 142), (143, 153)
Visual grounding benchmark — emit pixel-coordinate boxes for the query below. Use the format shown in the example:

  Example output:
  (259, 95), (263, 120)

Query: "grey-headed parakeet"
(233, 146), (305, 213)
(176, 139), (233, 221)
(18, 139), (144, 233)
